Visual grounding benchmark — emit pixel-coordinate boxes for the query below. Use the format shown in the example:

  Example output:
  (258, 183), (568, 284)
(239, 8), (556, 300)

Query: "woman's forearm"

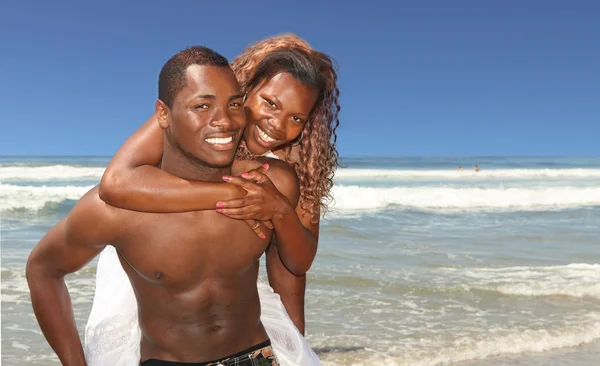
(99, 114), (247, 213)
(271, 209), (318, 276)
(100, 166), (246, 212)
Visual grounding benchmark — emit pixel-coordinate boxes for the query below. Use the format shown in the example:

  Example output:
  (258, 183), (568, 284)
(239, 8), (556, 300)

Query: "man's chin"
(203, 154), (237, 168)
(175, 143), (236, 169)
(205, 160), (234, 169)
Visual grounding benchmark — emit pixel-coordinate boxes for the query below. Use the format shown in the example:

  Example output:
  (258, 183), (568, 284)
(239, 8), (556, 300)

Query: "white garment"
(262, 150), (279, 159)
(85, 246), (140, 366)
(84, 162), (321, 365)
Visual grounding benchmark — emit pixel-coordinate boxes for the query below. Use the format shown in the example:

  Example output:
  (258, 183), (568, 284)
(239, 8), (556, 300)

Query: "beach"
(2, 156), (600, 365)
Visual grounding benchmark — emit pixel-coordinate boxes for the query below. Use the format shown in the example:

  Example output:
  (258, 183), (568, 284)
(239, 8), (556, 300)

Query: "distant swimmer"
(458, 166), (463, 171)
(474, 165), (480, 172)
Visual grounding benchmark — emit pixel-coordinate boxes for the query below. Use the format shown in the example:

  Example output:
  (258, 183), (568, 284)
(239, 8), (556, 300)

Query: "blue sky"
(1, 1), (598, 156)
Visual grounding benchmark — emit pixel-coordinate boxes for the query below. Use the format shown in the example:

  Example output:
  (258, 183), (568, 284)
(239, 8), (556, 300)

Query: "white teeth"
(256, 126), (276, 143)
(205, 136), (233, 144)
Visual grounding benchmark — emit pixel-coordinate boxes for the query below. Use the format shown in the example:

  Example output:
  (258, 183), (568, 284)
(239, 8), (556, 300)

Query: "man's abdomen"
(115, 210), (271, 362)
(135, 272), (268, 362)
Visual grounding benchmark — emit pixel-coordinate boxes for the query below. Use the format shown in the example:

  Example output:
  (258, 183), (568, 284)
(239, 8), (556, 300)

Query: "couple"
(26, 34), (340, 366)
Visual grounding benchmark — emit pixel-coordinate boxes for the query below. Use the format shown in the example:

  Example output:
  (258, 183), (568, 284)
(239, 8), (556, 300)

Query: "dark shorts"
(140, 339), (278, 366)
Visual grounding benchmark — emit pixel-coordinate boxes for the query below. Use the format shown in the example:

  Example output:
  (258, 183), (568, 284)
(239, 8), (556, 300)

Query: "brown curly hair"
(232, 34), (340, 224)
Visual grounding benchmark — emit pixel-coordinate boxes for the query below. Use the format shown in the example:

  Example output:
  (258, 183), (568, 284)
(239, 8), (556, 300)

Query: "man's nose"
(210, 108), (233, 129)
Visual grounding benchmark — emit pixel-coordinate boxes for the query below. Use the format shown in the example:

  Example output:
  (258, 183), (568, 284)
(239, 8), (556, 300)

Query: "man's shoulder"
(233, 158), (299, 202)
(71, 186), (110, 214)
(65, 186), (122, 242)
(259, 158), (300, 206)
(263, 157), (296, 175)
(233, 158), (294, 177)
(249, 157), (298, 183)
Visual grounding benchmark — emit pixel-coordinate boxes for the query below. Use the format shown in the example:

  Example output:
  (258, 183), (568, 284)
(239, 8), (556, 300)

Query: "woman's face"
(242, 72), (319, 155)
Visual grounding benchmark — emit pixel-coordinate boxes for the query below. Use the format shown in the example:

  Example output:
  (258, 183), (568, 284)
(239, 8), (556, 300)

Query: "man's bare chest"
(111, 210), (267, 290)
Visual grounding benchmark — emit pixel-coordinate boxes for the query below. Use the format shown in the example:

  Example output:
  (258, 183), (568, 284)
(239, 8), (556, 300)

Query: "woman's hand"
(243, 219), (273, 240)
(218, 163), (293, 222)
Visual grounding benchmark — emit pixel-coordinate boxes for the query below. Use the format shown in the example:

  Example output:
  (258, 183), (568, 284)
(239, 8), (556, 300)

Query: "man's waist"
(139, 320), (269, 364)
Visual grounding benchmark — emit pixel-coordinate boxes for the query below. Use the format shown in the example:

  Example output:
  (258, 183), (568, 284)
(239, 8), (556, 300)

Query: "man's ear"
(155, 100), (170, 129)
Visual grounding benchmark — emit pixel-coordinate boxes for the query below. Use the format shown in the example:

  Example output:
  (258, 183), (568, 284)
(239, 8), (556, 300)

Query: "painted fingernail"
(261, 234), (266, 239)
(222, 176), (229, 181)
(216, 202), (224, 208)
(241, 172), (249, 178)
(262, 163), (269, 169)
(216, 208), (222, 213)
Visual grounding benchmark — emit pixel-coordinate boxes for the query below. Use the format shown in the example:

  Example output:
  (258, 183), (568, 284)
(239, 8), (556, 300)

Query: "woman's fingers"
(217, 198), (248, 209)
(244, 219), (267, 239)
(222, 175), (256, 189)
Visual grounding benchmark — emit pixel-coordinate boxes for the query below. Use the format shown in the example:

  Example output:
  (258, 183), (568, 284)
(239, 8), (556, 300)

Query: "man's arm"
(26, 187), (115, 365)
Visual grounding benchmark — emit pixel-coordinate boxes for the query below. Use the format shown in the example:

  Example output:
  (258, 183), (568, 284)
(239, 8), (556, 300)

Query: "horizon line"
(2, 154), (600, 158)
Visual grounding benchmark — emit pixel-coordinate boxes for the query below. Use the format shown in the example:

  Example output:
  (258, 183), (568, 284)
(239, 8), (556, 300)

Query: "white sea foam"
(442, 263), (600, 300)
(335, 168), (600, 179)
(0, 165), (105, 182)
(319, 315), (600, 365)
(3, 165), (600, 183)
(0, 183), (95, 211)
(3, 183), (600, 213)
(331, 185), (600, 211)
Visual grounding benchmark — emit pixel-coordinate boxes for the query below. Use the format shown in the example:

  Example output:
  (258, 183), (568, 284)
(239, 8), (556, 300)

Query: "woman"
(85, 34), (340, 365)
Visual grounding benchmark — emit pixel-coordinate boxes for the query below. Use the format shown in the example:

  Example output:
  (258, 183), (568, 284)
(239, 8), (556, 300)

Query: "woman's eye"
(264, 98), (276, 108)
(292, 116), (303, 123)
(229, 102), (241, 107)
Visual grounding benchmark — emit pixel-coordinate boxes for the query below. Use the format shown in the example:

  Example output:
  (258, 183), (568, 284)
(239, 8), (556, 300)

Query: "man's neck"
(161, 142), (231, 183)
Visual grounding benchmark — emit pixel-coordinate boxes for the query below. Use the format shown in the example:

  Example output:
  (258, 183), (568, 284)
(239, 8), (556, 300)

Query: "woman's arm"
(266, 206), (319, 335)
(219, 169), (320, 332)
(269, 198), (319, 276)
(220, 164), (317, 275)
(99, 113), (246, 212)
(267, 245), (306, 335)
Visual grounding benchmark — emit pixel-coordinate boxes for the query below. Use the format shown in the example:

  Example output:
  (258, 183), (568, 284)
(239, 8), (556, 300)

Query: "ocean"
(1, 156), (599, 365)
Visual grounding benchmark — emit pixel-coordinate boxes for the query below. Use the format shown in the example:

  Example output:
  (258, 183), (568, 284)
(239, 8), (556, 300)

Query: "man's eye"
(229, 102), (242, 107)
(196, 104), (209, 109)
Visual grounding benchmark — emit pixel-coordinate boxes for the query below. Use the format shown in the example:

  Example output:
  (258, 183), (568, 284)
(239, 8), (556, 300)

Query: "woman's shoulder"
(274, 145), (301, 165)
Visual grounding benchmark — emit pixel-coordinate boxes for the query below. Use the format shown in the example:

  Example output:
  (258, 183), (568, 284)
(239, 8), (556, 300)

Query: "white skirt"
(84, 246), (321, 366)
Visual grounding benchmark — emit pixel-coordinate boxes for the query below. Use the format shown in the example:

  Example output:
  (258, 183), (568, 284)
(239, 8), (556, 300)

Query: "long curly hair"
(232, 34), (341, 224)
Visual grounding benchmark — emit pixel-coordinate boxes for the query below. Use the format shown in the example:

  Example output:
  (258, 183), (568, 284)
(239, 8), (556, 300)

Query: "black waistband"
(140, 339), (272, 366)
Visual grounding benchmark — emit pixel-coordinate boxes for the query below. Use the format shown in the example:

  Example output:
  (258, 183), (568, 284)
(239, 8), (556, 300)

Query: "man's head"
(156, 46), (245, 169)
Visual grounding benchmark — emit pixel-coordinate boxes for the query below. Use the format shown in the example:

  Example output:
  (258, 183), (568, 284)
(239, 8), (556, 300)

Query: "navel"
(209, 324), (223, 333)
(154, 272), (163, 280)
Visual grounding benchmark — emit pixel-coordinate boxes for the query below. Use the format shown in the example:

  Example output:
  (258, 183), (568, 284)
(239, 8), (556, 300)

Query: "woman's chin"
(244, 136), (270, 156)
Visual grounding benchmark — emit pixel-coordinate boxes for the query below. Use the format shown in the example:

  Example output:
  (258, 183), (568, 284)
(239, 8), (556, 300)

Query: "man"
(26, 46), (299, 365)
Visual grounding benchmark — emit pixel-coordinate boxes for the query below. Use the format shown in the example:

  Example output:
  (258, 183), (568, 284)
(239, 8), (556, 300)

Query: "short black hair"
(158, 46), (230, 108)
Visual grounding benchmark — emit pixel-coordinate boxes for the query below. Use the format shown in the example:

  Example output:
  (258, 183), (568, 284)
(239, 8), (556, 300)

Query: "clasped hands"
(217, 163), (291, 239)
